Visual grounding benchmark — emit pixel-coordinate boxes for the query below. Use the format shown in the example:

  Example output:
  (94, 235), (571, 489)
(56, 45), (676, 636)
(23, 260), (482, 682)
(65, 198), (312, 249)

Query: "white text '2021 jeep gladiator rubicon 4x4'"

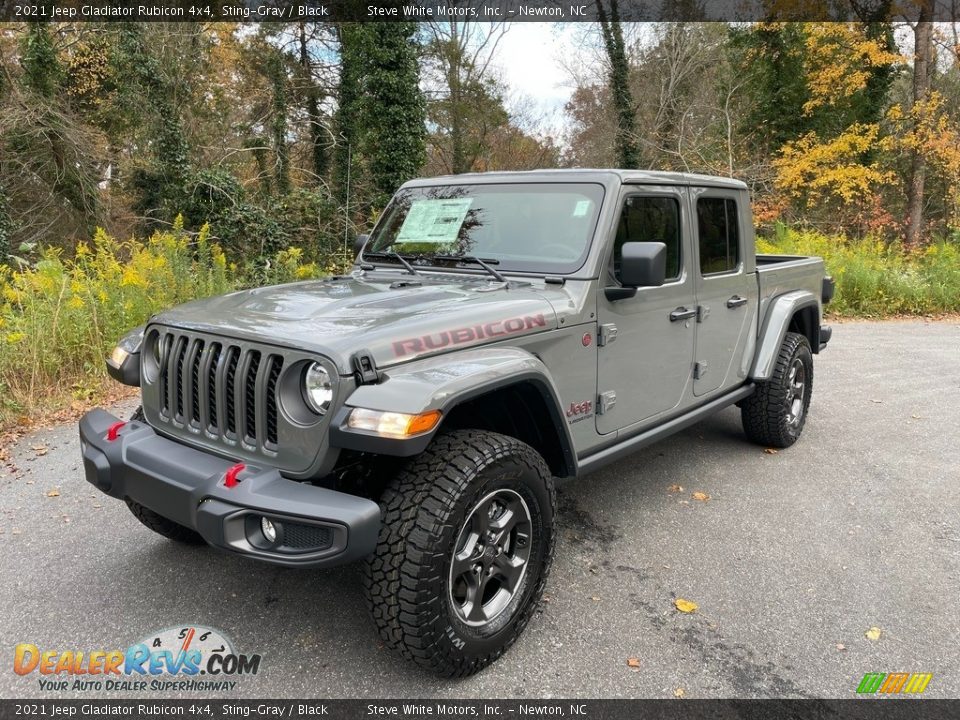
(81, 170), (833, 676)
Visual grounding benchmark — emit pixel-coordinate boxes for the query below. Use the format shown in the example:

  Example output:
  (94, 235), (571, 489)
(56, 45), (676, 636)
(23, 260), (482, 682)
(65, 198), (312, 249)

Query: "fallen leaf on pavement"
(865, 627), (882, 641)
(46, 489), (60, 498)
(691, 492), (710, 502)
(836, 643), (846, 651)
(674, 688), (685, 698)
(674, 598), (699, 613)
(591, 596), (601, 602)
(764, 448), (779, 454)
(627, 657), (641, 668)
(32, 445), (48, 456)
(668, 484), (683, 493)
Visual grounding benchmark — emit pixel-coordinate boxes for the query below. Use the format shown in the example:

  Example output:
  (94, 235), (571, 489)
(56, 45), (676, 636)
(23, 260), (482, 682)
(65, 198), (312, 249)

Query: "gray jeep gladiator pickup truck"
(80, 169), (833, 676)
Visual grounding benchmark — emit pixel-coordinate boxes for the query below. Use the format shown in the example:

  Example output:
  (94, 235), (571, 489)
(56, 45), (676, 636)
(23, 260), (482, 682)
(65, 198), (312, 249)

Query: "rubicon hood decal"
(393, 313), (547, 357)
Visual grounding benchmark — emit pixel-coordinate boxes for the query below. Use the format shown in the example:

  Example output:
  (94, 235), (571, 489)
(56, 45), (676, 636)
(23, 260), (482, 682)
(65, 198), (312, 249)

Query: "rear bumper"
(819, 324), (833, 352)
(79, 408), (380, 568)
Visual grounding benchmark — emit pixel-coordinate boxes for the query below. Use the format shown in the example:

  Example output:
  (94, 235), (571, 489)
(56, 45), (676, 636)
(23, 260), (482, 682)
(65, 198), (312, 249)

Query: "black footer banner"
(1, 699), (958, 720)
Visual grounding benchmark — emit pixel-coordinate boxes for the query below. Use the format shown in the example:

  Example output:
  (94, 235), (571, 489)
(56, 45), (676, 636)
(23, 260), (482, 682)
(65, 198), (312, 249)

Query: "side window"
(613, 196), (681, 283)
(696, 197), (740, 275)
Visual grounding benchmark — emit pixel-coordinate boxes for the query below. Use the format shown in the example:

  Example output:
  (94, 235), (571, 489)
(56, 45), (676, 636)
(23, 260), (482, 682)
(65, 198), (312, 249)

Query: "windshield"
(365, 183), (605, 274)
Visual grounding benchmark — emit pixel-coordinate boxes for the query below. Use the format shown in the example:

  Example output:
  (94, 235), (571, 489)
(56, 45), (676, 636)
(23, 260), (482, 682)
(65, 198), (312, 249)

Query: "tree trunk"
(597, 0), (640, 168)
(905, 6), (933, 247)
(299, 22), (327, 182)
(448, 23), (468, 174)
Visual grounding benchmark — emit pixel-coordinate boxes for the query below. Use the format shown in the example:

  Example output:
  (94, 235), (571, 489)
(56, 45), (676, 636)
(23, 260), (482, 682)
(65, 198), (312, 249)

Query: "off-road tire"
(124, 406), (204, 545)
(363, 430), (555, 678)
(741, 331), (813, 448)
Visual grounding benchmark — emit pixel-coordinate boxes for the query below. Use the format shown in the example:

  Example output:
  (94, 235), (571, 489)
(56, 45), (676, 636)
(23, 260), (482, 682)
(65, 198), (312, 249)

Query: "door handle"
(726, 295), (748, 309)
(670, 307), (697, 322)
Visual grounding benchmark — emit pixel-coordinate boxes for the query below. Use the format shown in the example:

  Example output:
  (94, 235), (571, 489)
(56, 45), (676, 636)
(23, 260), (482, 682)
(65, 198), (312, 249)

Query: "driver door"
(595, 186), (696, 435)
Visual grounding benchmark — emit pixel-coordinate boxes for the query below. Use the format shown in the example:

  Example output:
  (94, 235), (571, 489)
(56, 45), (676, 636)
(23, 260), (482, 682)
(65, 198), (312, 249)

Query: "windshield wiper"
(429, 254), (506, 283)
(364, 251), (420, 276)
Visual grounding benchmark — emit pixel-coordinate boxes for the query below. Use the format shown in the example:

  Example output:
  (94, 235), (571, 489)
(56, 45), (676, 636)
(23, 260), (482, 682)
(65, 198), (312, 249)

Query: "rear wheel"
(363, 430), (555, 677)
(741, 331), (813, 448)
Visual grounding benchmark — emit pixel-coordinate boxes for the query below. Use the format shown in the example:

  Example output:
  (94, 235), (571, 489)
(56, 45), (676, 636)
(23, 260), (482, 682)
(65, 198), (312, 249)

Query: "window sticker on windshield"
(572, 199), (592, 217)
(396, 198), (474, 244)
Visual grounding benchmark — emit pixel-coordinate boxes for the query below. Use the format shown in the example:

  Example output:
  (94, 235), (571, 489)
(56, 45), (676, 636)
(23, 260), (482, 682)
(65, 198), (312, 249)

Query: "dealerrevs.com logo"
(13, 625), (261, 693)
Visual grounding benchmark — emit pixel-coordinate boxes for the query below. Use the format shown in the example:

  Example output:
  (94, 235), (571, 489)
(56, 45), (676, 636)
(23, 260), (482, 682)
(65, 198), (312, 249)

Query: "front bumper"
(79, 408), (380, 568)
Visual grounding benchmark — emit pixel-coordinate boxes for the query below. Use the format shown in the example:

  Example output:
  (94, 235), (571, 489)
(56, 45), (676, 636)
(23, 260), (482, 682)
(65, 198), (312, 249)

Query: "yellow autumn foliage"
(887, 93), (960, 226)
(801, 23), (903, 115)
(774, 124), (896, 205)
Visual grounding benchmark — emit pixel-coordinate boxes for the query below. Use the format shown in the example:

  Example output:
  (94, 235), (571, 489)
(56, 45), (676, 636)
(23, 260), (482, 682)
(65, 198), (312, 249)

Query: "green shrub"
(0, 223), (340, 424)
(758, 225), (960, 316)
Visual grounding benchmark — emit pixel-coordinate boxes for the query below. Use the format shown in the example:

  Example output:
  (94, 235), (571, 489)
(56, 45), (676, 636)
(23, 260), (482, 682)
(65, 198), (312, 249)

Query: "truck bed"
(755, 253), (827, 329)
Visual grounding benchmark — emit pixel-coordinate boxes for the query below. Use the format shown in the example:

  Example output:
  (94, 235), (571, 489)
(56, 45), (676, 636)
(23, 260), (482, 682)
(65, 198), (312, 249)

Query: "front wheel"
(363, 430), (555, 677)
(741, 331), (813, 448)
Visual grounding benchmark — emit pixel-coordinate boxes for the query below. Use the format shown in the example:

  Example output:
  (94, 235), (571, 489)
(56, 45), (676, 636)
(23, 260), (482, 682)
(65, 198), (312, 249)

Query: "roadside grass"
(0, 222), (336, 430)
(758, 225), (960, 317)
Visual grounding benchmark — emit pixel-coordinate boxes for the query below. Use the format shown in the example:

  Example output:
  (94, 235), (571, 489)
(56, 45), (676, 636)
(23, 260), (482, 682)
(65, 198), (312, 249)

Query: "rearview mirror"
(620, 241), (666, 288)
(354, 234), (370, 258)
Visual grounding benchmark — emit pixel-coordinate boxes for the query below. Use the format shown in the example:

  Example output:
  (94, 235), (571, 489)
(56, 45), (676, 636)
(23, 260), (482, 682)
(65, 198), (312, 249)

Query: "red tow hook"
(224, 463), (246, 488)
(106, 421), (127, 442)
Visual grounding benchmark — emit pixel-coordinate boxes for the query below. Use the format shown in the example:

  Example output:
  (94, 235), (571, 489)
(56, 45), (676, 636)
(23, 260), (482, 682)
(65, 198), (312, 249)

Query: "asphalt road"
(1, 320), (958, 699)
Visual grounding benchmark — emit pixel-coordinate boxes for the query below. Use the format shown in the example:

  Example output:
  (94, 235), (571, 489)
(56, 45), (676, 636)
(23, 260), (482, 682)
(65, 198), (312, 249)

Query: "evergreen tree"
(20, 22), (62, 98)
(334, 23), (365, 207)
(364, 21), (426, 207)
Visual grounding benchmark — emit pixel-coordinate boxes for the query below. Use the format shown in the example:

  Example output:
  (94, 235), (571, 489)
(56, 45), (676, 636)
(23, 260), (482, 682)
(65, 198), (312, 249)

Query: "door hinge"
(598, 323), (618, 346)
(694, 362), (708, 380)
(597, 391), (617, 414)
(697, 304), (710, 323)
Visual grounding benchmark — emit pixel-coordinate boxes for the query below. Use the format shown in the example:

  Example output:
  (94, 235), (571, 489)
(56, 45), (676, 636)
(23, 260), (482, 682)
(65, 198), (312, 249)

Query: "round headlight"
(303, 362), (333, 415)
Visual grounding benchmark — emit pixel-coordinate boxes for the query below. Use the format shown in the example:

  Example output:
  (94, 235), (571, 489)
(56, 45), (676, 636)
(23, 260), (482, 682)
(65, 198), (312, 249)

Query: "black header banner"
(0, 0), (957, 23)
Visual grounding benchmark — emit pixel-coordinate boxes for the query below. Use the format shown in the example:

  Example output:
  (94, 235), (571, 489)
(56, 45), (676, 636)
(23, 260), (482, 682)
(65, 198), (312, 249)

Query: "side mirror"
(620, 241), (666, 288)
(605, 242), (667, 301)
(354, 234), (369, 259)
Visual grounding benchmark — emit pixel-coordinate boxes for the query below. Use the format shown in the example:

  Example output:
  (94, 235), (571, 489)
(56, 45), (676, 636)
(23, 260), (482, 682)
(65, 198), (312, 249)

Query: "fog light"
(261, 517), (278, 544)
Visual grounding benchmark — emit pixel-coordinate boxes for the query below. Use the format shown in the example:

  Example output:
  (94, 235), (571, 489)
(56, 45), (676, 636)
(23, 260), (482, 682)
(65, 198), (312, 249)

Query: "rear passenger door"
(691, 189), (758, 397)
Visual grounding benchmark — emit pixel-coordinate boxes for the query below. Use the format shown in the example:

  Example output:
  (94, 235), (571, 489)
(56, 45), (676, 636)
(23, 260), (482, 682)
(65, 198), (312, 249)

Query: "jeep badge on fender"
(82, 170), (832, 677)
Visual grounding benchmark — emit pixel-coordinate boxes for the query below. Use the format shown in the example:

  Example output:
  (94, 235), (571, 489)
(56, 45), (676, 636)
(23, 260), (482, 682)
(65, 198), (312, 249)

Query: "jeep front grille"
(156, 331), (284, 452)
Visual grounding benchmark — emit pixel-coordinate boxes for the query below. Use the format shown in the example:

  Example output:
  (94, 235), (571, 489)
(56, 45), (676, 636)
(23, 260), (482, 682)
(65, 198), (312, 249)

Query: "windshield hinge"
(351, 349), (379, 385)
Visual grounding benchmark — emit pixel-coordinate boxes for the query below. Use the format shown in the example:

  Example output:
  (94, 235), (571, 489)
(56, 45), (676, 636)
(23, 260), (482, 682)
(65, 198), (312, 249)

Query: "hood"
(151, 272), (564, 373)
